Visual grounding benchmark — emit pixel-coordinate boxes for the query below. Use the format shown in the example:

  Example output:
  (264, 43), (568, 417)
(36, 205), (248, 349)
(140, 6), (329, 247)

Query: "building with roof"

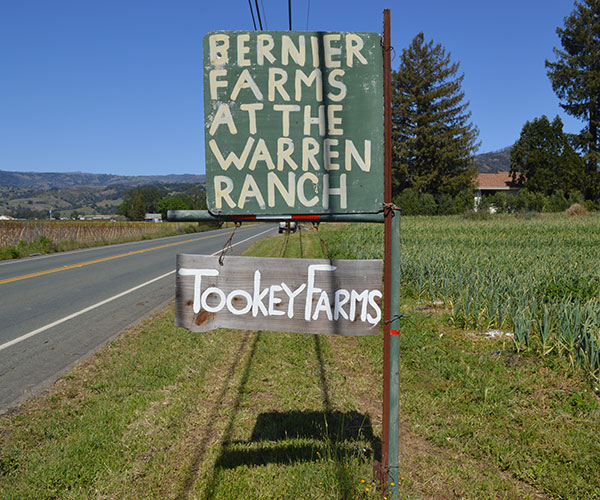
(474, 172), (521, 208)
(144, 213), (163, 222)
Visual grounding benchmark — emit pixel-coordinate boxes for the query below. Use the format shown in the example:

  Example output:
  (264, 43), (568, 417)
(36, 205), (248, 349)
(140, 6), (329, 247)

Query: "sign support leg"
(388, 212), (401, 498)
(382, 8), (400, 500)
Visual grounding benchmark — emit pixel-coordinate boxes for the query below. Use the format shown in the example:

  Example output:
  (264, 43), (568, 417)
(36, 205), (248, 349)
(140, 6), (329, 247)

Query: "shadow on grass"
(188, 317), (380, 500)
(198, 333), (380, 500)
(215, 409), (380, 469)
(176, 331), (260, 500)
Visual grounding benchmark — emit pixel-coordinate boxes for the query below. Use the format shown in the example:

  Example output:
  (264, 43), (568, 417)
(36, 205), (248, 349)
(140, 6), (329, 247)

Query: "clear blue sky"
(0, 0), (581, 176)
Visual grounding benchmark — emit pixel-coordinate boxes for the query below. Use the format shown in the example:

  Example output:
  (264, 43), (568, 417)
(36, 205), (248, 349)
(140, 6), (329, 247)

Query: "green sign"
(203, 31), (383, 215)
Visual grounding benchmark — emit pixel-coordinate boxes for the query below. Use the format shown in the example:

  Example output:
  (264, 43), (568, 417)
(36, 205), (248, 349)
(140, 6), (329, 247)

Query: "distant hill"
(0, 151), (515, 218)
(0, 170), (206, 218)
(474, 147), (512, 173)
(0, 170), (205, 190)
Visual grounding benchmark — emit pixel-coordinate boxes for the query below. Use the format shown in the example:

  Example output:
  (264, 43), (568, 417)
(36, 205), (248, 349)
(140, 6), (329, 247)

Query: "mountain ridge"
(0, 170), (206, 218)
(474, 146), (512, 173)
(0, 170), (205, 190)
(1, 145), (510, 189)
(0, 147), (511, 218)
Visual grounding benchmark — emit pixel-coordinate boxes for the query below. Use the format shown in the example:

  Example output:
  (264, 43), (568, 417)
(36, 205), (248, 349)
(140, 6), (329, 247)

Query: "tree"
(117, 186), (165, 220)
(130, 190), (146, 221)
(510, 115), (586, 195)
(157, 195), (191, 221)
(391, 33), (480, 197)
(184, 186), (208, 211)
(546, 0), (600, 194)
(156, 188), (207, 221)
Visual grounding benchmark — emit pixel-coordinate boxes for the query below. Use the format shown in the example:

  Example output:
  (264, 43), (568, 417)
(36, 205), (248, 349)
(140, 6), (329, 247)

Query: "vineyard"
(0, 220), (211, 259)
(321, 214), (600, 379)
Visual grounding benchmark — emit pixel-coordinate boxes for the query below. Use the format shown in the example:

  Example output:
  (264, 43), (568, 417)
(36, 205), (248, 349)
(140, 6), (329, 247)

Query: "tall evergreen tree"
(510, 115), (586, 195)
(546, 0), (600, 195)
(391, 33), (479, 197)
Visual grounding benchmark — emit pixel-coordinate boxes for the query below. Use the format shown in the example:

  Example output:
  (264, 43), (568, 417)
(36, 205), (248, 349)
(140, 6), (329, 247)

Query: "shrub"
(436, 194), (454, 214)
(487, 192), (509, 213)
(5, 247), (20, 259)
(510, 189), (543, 212)
(527, 191), (546, 212)
(463, 208), (490, 220)
(476, 195), (492, 213)
(452, 188), (475, 214)
(395, 188), (420, 215)
(544, 190), (570, 212)
(568, 190), (585, 206)
(421, 193), (437, 215)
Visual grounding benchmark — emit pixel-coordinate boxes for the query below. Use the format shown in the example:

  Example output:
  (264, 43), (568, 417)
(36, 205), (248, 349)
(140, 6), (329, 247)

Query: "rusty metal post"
(382, 7), (393, 495)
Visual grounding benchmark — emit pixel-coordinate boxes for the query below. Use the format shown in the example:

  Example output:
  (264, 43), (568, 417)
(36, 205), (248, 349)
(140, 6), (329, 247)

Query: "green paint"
(388, 212), (401, 499)
(203, 31), (383, 215)
(168, 209), (385, 223)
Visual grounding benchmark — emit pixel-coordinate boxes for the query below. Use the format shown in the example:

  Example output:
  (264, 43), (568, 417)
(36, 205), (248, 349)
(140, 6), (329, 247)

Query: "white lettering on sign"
(178, 264), (381, 326)
(204, 30), (382, 214)
(208, 33), (369, 68)
(211, 172), (348, 210)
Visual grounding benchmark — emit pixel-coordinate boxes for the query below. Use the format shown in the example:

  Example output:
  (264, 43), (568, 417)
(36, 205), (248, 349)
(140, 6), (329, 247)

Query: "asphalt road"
(0, 223), (276, 413)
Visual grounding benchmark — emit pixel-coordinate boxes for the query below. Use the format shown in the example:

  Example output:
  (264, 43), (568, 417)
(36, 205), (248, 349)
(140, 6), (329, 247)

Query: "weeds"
(0, 220), (216, 259)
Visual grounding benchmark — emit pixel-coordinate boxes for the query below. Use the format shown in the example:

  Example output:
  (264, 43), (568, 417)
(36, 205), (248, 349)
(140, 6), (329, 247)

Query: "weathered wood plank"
(175, 254), (383, 336)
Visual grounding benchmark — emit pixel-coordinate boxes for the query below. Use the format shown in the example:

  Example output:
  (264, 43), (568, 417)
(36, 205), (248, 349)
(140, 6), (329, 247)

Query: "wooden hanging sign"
(175, 254), (383, 335)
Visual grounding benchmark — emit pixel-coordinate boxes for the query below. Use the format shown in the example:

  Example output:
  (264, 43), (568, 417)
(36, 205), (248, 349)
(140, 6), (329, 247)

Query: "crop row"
(320, 215), (600, 378)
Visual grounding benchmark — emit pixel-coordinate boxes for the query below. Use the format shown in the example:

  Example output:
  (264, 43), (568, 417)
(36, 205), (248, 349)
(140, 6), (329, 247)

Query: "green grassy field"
(0, 217), (599, 499)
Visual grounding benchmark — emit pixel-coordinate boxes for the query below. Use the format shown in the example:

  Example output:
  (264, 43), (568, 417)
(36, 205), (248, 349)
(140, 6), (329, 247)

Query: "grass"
(390, 307), (599, 498)
(0, 221), (599, 499)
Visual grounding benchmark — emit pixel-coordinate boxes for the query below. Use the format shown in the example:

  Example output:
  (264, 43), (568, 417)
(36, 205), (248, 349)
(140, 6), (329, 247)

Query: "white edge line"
(0, 225), (275, 352)
(0, 271), (175, 352)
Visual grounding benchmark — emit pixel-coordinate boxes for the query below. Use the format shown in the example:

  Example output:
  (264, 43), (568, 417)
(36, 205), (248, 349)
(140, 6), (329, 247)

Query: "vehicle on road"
(278, 221), (297, 233)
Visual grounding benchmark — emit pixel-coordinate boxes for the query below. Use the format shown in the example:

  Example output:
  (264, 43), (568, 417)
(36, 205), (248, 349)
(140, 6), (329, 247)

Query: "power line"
(288, 0), (292, 30)
(254, 0), (263, 30)
(305, 0), (310, 30)
(259, 0), (268, 29)
(247, 0), (257, 30)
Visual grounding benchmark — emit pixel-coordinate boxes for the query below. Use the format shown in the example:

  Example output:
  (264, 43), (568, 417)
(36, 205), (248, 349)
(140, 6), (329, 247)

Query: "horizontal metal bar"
(168, 210), (386, 223)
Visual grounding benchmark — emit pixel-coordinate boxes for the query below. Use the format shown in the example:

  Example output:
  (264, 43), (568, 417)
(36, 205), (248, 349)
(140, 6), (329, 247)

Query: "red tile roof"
(475, 172), (520, 189)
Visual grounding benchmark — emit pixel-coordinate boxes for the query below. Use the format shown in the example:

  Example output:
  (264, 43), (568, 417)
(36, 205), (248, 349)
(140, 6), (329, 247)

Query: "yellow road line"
(0, 227), (254, 286)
